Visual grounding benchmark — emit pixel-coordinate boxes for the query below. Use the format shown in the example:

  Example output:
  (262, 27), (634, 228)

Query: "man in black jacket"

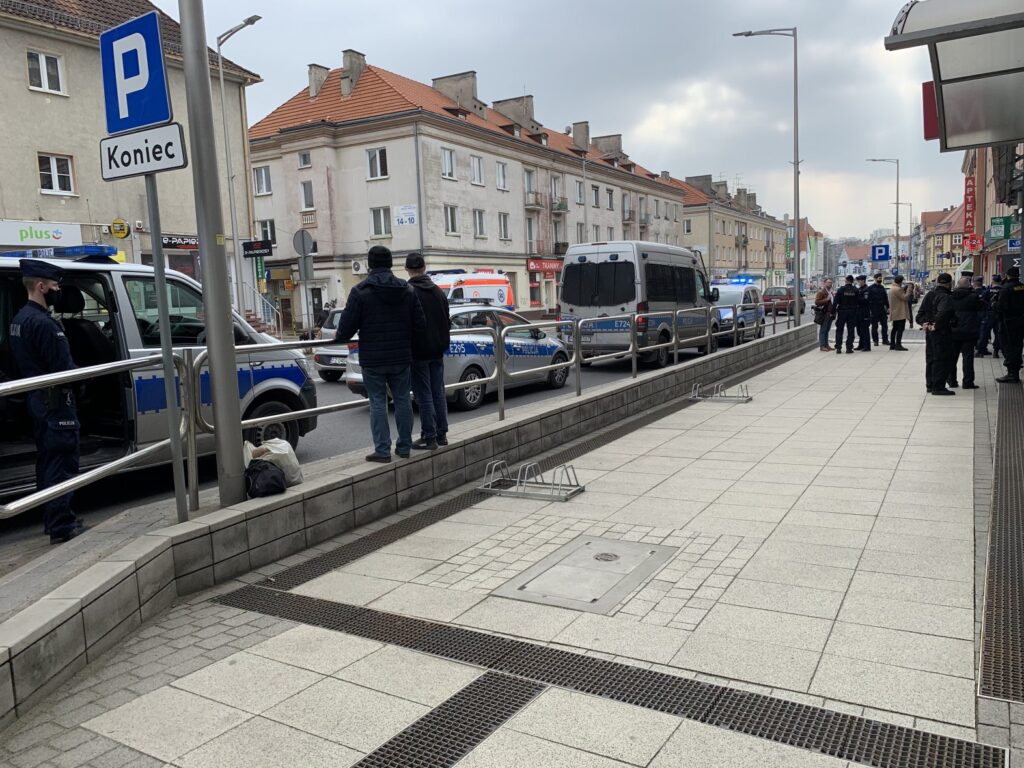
(854, 274), (871, 351)
(833, 275), (859, 354)
(867, 272), (890, 347)
(949, 276), (983, 389)
(916, 273), (957, 395)
(995, 266), (1024, 384)
(405, 254), (451, 450)
(334, 246), (426, 462)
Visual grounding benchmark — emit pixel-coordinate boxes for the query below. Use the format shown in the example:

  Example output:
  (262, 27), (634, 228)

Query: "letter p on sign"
(100, 11), (171, 135)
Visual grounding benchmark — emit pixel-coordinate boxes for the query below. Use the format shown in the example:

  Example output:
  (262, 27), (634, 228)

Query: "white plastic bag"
(244, 438), (303, 486)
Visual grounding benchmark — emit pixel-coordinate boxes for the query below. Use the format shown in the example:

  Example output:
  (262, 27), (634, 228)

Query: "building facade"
(963, 145), (1021, 280)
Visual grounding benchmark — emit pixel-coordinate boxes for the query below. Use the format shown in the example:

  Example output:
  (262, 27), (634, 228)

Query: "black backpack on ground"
(245, 459), (287, 498)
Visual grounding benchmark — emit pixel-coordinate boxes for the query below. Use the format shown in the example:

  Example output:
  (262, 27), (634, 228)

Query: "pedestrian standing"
(833, 275), (859, 354)
(404, 254), (450, 450)
(867, 272), (890, 347)
(854, 274), (871, 351)
(888, 275), (910, 350)
(916, 273), (957, 396)
(906, 281), (921, 328)
(994, 266), (1024, 384)
(974, 275), (995, 357)
(8, 260), (85, 543)
(949, 276), (983, 389)
(333, 245), (426, 462)
(813, 278), (835, 351)
(984, 274), (1005, 358)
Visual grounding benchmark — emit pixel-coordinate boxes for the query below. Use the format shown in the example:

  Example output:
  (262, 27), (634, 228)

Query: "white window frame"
(38, 153), (74, 195)
(300, 180), (315, 210)
(496, 161), (509, 191)
(27, 50), (64, 94)
(524, 168), (536, 193)
(952, 233), (963, 246)
(577, 222), (586, 243)
(606, 189), (614, 210)
(592, 224), (600, 241)
(370, 206), (392, 237)
(654, 199), (661, 218)
(256, 219), (277, 244)
(591, 185), (600, 207)
(473, 209), (486, 238)
(575, 180), (585, 204)
(470, 155), (484, 186)
(674, 204), (679, 222)
(367, 147), (388, 179)
(297, 151), (312, 169)
(441, 147), (456, 179)
(683, 219), (692, 234)
(498, 212), (511, 240)
(607, 226), (614, 240)
(444, 205), (459, 234)
(622, 193), (630, 214)
(253, 166), (272, 196)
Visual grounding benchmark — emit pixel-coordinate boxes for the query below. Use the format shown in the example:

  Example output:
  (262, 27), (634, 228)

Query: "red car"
(762, 287), (806, 315)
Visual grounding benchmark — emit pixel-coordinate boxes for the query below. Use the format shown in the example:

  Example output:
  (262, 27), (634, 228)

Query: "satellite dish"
(352, 260), (364, 274)
(564, 126), (572, 134)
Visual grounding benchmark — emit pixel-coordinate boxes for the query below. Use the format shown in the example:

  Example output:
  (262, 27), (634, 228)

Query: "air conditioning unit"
(352, 260), (365, 274)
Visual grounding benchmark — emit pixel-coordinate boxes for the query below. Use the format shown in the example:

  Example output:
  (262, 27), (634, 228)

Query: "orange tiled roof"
(936, 203), (965, 233)
(662, 177), (712, 205)
(920, 209), (951, 229)
(844, 245), (872, 262)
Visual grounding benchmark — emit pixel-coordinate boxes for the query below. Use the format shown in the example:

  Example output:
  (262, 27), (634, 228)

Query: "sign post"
(100, 10), (188, 520)
(293, 230), (315, 333)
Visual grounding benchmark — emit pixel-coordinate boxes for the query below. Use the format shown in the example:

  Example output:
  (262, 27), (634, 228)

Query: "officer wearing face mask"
(9, 259), (84, 543)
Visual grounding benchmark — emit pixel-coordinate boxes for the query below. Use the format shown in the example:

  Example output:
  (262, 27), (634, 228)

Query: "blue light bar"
(1, 245), (117, 259)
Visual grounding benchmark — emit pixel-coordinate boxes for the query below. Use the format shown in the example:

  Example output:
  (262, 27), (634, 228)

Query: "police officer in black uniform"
(867, 272), (890, 347)
(833, 275), (860, 354)
(995, 265), (1024, 384)
(854, 274), (871, 351)
(916, 272), (957, 395)
(9, 260), (84, 543)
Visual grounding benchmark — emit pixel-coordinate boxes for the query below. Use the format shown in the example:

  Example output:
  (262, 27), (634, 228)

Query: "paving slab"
(171, 651), (321, 713)
(246, 626), (382, 675)
(333, 645), (481, 706)
(649, 719), (849, 767)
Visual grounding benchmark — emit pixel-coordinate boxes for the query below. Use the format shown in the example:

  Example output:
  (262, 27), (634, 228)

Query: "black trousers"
(1003, 323), (1023, 376)
(925, 332), (954, 391)
(949, 338), (975, 386)
(891, 319), (906, 348)
(27, 392), (80, 536)
(856, 313), (871, 349)
(835, 311), (857, 351)
(870, 315), (889, 345)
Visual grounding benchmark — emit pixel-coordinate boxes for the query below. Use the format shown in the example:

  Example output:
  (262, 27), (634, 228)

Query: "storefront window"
(529, 272), (542, 307)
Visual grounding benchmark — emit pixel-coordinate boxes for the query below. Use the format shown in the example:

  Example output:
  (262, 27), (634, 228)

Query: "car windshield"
(713, 288), (745, 305)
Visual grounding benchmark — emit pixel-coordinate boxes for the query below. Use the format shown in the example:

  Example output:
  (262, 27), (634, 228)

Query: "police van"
(558, 241), (720, 365)
(0, 249), (318, 499)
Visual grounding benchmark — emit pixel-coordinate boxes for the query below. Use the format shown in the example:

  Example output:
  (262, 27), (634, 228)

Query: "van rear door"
(560, 245), (638, 352)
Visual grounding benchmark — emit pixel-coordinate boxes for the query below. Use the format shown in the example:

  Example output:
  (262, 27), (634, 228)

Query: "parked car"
(345, 303), (570, 410)
(711, 285), (766, 344)
(762, 286), (806, 315)
(311, 309), (348, 382)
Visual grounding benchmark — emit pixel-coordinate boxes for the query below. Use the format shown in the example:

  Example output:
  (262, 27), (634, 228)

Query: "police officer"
(989, 274), (1005, 358)
(9, 260), (84, 542)
(916, 273), (957, 395)
(854, 274), (871, 351)
(995, 265), (1024, 384)
(833, 275), (860, 354)
(867, 272), (890, 347)
(974, 275), (994, 357)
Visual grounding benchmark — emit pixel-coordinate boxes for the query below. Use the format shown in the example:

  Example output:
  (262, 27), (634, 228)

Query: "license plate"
(581, 335), (593, 343)
(329, 357), (346, 365)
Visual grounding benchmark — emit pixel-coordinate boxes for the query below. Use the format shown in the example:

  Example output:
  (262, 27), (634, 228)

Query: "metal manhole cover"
(493, 536), (677, 614)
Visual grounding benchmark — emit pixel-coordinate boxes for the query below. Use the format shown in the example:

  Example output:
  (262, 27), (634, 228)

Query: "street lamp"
(217, 14), (261, 312)
(866, 158), (900, 276)
(895, 201), (913, 276)
(734, 27), (801, 325)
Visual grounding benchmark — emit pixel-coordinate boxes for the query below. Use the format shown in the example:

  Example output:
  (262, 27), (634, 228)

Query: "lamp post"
(895, 201), (913, 276)
(866, 158), (900, 276)
(734, 27), (801, 324)
(217, 15), (261, 312)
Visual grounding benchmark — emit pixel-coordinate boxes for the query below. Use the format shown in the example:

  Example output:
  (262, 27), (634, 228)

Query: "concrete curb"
(0, 324), (816, 726)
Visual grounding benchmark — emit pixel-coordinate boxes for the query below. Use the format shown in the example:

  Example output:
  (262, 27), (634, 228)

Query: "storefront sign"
(242, 239), (273, 258)
(0, 219), (83, 247)
(964, 176), (976, 234)
(990, 216), (1013, 240)
(527, 258), (562, 272)
(161, 234), (199, 250)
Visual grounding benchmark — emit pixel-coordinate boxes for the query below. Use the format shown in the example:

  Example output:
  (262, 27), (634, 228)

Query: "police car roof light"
(0, 245), (118, 260)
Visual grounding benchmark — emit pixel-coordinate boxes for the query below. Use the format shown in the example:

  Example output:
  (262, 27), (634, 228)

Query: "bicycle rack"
(689, 382), (753, 403)
(478, 460), (585, 502)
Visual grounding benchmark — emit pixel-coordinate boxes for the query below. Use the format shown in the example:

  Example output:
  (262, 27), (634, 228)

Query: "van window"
(644, 264), (696, 303)
(677, 267), (696, 303)
(125, 277), (208, 346)
(561, 261), (636, 307)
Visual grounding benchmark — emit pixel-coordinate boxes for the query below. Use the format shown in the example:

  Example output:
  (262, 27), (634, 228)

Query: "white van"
(558, 241), (720, 366)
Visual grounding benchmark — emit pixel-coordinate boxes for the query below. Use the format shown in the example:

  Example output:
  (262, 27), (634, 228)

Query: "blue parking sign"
(871, 245), (890, 261)
(100, 11), (172, 135)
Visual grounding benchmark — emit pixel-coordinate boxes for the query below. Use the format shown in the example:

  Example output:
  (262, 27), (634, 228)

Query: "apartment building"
(921, 205), (965, 282)
(0, 1), (258, 299)
(248, 51), (712, 325)
(963, 145), (1021, 280)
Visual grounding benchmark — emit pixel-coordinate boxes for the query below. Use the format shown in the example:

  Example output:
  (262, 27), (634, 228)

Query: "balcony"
(622, 209), (635, 223)
(527, 239), (549, 256)
(638, 213), (652, 227)
(300, 210), (317, 228)
(524, 191), (546, 209)
(550, 196), (569, 214)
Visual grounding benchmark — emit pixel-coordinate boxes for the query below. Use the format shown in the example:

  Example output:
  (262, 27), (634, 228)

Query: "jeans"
(817, 316), (833, 347)
(362, 364), (413, 456)
(411, 358), (448, 440)
(977, 311), (995, 353)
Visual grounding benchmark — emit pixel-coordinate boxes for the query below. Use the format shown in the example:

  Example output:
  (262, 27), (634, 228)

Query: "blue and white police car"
(346, 302), (570, 410)
(711, 282), (766, 345)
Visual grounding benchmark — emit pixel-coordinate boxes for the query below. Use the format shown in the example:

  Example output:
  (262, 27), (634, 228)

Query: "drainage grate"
(980, 382), (1024, 701)
(213, 585), (1004, 768)
(353, 672), (544, 768)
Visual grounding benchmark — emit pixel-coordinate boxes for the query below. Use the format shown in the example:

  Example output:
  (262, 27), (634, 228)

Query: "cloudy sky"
(153, 0), (966, 239)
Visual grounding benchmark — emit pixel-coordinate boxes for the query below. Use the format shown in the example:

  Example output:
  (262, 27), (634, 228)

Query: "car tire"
(244, 399), (299, 449)
(454, 366), (486, 411)
(547, 353), (569, 388)
(651, 334), (671, 368)
(756, 320), (766, 339)
(320, 370), (342, 382)
(699, 326), (719, 356)
(736, 322), (746, 344)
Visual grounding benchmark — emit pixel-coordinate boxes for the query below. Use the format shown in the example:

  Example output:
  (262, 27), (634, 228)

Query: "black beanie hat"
(367, 245), (392, 269)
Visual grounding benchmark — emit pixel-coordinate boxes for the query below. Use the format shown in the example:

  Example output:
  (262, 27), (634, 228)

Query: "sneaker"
(395, 450), (411, 459)
(436, 435), (449, 446)
(412, 437), (439, 451)
(996, 375), (1022, 384)
(931, 389), (956, 396)
(962, 383), (980, 389)
(365, 453), (392, 463)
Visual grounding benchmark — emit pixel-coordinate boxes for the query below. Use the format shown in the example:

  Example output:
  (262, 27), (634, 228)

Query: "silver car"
(346, 303), (571, 410)
(311, 309), (348, 382)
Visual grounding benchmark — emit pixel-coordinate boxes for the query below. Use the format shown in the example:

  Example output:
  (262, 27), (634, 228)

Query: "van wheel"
(699, 326), (719, 356)
(548, 353), (569, 388)
(756, 320), (766, 339)
(244, 400), (299, 449)
(454, 366), (486, 410)
(652, 334), (671, 368)
(320, 370), (342, 382)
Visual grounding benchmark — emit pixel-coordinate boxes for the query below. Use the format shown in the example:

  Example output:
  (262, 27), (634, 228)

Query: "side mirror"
(711, 287), (720, 302)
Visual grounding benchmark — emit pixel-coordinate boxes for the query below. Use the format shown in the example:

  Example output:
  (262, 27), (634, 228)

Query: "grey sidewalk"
(0, 341), (1011, 768)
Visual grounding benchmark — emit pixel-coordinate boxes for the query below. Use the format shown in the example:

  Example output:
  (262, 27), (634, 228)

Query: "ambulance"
(430, 271), (515, 310)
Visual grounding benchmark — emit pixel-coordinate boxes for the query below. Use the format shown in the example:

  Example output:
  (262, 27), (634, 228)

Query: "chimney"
(432, 71), (486, 115)
(684, 175), (713, 196)
(735, 188), (748, 209)
(308, 63), (329, 98)
(341, 49), (366, 97)
(571, 121), (589, 151)
(660, 170), (671, 181)
(492, 96), (541, 132)
(711, 180), (729, 200)
(592, 134), (622, 157)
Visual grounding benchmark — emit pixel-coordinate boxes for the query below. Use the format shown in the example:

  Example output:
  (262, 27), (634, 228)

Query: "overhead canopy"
(885, 0), (1024, 151)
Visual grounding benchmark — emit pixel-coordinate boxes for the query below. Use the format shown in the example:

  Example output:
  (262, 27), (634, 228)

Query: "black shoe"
(948, 382), (959, 388)
(436, 435), (449, 446)
(836, 348), (842, 354)
(996, 375), (1022, 384)
(994, 352), (1001, 359)
(975, 351), (990, 358)
(931, 389), (956, 396)
(412, 438), (438, 451)
(365, 453), (392, 463)
(897, 346), (910, 351)
(395, 450), (411, 459)
(962, 383), (980, 389)
(50, 525), (87, 544)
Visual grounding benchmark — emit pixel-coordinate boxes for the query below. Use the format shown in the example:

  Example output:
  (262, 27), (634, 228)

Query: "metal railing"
(244, 284), (283, 337)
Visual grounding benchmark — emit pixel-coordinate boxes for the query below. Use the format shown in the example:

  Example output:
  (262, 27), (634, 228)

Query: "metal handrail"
(244, 284), (283, 337)
(0, 353), (191, 519)
(576, 313), (638, 367)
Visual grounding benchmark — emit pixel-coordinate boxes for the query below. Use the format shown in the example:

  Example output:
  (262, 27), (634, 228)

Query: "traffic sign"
(100, 11), (172, 136)
(1010, 238), (1021, 253)
(871, 245), (890, 262)
(100, 123), (187, 180)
